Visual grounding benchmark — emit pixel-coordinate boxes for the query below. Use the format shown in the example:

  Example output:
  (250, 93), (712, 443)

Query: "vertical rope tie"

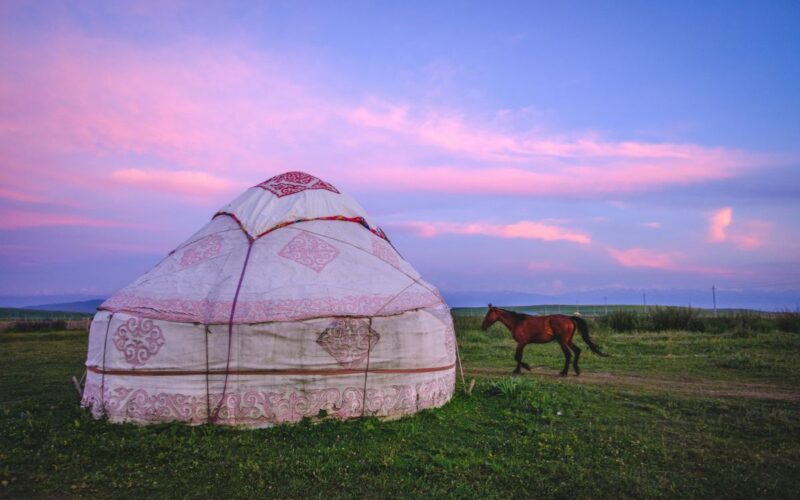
(360, 318), (374, 418)
(211, 238), (254, 423)
(99, 313), (114, 414)
(204, 324), (211, 424)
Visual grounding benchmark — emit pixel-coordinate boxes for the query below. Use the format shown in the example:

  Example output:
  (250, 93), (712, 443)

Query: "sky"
(1, 1), (799, 307)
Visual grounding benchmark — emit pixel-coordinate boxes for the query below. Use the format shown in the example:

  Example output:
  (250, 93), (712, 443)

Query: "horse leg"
(516, 343), (532, 371)
(569, 341), (582, 375)
(513, 343), (530, 374)
(558, 341), (572, 377)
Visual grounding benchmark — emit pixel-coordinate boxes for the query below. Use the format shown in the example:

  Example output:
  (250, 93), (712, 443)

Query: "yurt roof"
(216, 171), (386, 241)
(98, 171), (444, 325)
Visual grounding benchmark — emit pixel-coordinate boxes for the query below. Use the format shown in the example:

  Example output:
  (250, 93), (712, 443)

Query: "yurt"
(81, 172), (456, 427)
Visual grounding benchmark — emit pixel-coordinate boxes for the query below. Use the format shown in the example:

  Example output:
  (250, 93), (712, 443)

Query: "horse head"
(481, 303), (498, 330)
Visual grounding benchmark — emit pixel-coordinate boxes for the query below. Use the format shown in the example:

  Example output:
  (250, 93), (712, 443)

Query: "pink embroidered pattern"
(101, 290), (444, 324)
(179, 234), (222, 268)
(80, 370), (455, 426)
(278, 232), (340, 272)
(317, 318), (380, 367)
(257, 171), (340, 198)
(371, 239), (400, 267)
(112, 317), (165, 366)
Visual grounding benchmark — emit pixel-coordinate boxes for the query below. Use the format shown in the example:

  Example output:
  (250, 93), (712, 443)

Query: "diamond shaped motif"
(257, 171), (340, 198)
(278, 232), (340, 272)
(317, 318), (380, 367)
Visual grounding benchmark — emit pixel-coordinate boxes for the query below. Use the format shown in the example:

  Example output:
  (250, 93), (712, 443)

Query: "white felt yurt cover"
(81, 172), (456, 426)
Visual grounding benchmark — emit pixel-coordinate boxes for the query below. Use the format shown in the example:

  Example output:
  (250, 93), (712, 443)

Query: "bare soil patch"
(466, 366), (800, 402)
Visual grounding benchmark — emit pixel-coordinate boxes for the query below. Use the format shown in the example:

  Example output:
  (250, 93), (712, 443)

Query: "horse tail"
(571, 316), (609, 357)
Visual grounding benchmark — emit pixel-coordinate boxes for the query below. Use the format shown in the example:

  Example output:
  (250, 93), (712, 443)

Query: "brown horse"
(481, 304), (608, 376)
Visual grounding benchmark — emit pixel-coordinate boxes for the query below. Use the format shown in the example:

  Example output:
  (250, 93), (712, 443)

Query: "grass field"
(2, 312), (799, 498)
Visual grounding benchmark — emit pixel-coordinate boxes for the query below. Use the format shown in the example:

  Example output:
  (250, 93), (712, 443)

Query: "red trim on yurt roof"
(212, 212), (390, 243)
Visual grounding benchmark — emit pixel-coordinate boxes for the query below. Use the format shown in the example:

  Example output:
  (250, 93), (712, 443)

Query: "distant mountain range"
(20, 299), (105, 314)
(442, 288), (800, 311)
(2, 287), (798, 314)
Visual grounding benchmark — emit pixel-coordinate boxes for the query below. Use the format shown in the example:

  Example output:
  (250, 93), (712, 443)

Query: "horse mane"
(495, 307), (531, 321)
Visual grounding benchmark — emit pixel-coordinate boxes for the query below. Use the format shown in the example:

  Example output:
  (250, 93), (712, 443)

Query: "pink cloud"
(707, 207), (771, 249)
(341, 100), (767, 196)
(0, 210), (146, 230)
(0, 31), (334, 206)
(0, 28), (777, 209)
(400, 220), (591, 244)
(527, 261), (575, 272)
(642, 221), (661, 229)
(608, 247), (678, 269)
(0, 187), (47, 204)
(340, 161), (755, 197)
(607, 246), (735, 275)
(111, 169), (242, 198)
(708, 207), (733, 242)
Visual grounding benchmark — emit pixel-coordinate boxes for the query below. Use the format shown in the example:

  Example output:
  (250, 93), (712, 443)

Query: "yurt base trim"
(86, 363), (456, 377)
(81, 370), (455, 427)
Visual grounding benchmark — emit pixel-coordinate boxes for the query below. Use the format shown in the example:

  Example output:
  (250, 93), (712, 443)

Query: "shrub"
(451, 313), (482, 334)
(774, 310), (800, 333)
(598, 310), (640, 332)
(684, 311), (773, 335)
(11, 320), (67, 332)
(649, 307), (705, 332)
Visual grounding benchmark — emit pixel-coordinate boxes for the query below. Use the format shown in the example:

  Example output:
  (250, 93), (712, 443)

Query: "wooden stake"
(71, 376), (82, 397)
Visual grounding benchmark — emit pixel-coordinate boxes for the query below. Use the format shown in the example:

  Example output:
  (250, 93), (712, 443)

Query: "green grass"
(2, 314), (799, 498)
(456, 314), (800, 386)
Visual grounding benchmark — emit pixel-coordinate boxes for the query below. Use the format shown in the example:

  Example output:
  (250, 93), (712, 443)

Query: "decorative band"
(87, 363), (455, 377)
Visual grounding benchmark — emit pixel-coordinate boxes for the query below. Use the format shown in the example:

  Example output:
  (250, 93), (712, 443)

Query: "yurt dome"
(81, 172), (456, 427)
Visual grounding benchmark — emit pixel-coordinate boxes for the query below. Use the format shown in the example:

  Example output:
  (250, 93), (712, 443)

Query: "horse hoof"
(559, 372), (568, 377)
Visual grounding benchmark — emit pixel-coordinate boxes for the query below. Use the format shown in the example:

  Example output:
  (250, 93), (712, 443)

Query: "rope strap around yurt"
(99, 312), (114, 413)
(204, 324), (211, 424)
(360, 318), (374, 418)
(210, 239), (254, 423)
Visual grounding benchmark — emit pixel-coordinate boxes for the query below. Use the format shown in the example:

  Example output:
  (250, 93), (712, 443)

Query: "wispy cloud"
(341, 100), (767, 196)
(0, 29), (776, 210)
(607, 246), (734, 275)
(399, 220), (591, 244)
(111, 169), (241, 198)
(0, 210), (148, 230)
(608, 247), (679, 270)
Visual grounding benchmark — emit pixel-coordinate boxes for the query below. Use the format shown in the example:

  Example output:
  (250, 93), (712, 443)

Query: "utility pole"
(604, 296), (608, 315)
(712, 285), (717, 318)
(642, 292), (647, 313)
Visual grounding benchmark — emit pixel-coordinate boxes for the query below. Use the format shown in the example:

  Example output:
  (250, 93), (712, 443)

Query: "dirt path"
(466, 366), (800, 402)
